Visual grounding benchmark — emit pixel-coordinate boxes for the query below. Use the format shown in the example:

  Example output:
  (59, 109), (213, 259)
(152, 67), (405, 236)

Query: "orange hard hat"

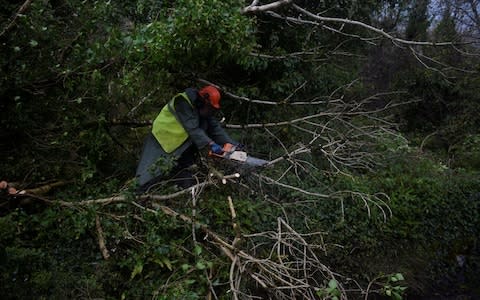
(199, 85), (221, 109)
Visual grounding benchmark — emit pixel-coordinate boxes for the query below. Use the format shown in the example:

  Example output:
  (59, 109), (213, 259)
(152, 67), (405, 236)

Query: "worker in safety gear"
(135, 85), (239, 194)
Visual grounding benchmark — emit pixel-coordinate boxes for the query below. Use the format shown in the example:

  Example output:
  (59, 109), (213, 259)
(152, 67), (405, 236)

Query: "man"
(135, 85), (238, 194)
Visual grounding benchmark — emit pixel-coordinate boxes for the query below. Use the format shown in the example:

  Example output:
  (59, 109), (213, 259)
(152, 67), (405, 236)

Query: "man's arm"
(207, 117), (237, 146)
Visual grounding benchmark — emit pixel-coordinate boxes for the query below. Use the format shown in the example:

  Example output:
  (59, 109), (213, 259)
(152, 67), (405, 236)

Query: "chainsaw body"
(209, 143), (269, 167)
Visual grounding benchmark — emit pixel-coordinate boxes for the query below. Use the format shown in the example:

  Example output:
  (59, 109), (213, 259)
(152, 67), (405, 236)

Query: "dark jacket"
(136, 88), (236, 187)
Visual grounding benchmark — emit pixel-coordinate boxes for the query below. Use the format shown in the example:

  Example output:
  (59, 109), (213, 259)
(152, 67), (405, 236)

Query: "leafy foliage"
(1, 0), (480, 299)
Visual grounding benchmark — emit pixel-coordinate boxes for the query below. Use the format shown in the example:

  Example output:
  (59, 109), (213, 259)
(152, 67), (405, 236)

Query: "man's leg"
(170, 146), (197, 188)
(135, 133), (167, 194)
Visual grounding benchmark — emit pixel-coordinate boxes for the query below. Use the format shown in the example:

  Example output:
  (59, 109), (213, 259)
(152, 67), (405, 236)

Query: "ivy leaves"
(129, 0), (255, 71)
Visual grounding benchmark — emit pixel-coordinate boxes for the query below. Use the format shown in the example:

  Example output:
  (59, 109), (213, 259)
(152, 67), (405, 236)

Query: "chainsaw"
(209, 143), (269, 167)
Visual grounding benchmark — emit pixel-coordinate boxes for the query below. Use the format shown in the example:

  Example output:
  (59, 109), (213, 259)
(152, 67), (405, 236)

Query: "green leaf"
(194, 244), (202, 255)
(130, 262), (143, 279)
(392, 291), (403, 300)
(328, 279), (338, 289)
(196, 261), (206, 270)
(181, 264), (190, 271)
(29, 40), (38, 47)
(162, 257), (173, 271)
(153, 258), (164, 267)
(395, 273), (405, 281)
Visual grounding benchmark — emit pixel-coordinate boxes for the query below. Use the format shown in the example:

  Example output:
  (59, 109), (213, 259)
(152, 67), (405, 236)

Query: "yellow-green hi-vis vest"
(152, 93), (193, 153)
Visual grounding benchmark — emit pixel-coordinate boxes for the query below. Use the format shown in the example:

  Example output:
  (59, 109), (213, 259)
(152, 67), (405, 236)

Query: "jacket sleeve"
(174, 97), (212, 149)
(207, 117), (237, 146)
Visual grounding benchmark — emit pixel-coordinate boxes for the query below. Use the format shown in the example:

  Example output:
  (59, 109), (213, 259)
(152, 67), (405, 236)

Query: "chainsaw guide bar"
(209, 143), (269, 167)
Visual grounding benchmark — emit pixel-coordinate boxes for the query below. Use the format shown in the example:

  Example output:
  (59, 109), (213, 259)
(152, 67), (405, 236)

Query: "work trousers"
(136, 145), (197, 194)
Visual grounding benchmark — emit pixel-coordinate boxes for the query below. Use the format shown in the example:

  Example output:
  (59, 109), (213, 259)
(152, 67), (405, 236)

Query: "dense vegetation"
(1, 0), (479, 299)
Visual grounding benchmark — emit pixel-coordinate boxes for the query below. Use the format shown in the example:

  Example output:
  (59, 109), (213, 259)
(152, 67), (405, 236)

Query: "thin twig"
(0, 0), (33, 37)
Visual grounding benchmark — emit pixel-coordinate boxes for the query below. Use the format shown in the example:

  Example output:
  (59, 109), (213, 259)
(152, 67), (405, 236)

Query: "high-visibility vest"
(152, 93), (193, 153)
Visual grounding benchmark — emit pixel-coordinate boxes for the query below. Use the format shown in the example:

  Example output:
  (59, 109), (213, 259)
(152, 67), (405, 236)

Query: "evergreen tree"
(405, 0), (430, 40)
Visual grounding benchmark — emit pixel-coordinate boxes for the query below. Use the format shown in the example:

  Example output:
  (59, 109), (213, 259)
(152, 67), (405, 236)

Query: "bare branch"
(242, 1), (468, 47)
(18, 175), (381, 298)
(409, 46), (477, 75)
(225, 97), (414, 129)
(0, 0), (33, 37)
(291, 4), (459, 47)
(52, 173), (240, 207)
(265, 10), (380, 45)
(95, 215), (110, 260)
(242, 0), (293, 14)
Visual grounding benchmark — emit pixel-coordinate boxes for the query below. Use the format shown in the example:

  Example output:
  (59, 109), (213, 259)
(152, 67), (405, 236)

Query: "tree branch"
(291, 4), (461, 47)
(0, 0), (33, 37)
(242, 0), (293, 14)
(241, 1), (469, 47)
(14, 176), (376, 298)
(95, 215), (110, 260)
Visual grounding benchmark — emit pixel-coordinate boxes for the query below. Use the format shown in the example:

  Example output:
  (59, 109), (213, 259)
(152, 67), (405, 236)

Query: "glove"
(210, 142), (224, 154)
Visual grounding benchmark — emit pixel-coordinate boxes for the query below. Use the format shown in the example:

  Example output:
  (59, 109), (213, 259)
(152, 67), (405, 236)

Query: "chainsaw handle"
(222, 143), (235, 153)
(208, 143), (235, 158)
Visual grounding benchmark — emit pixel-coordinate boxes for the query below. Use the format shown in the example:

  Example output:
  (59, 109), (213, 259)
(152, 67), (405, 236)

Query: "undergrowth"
(1, 147), (479, 299)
